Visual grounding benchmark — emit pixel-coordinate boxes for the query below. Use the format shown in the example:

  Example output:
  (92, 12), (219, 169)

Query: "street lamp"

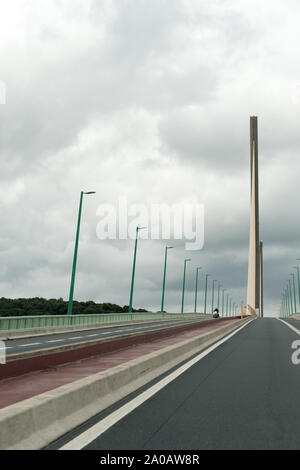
(67, 191), (96, 316)
(226, 293), (229, 317)
(295, 260), (300, 311)
(194, 267), (202, 313)
(181, 258), (191, 313)
(288, 279), (293, 316)
(285, 284), (290, 317)
(161, 246), (174, 312)
(290, 273), (297, 314)
(284, 287), (290, 317)
(222, 288), (226, 317)
(129, 225), (147, 313)
(204, 274), (211, 314)
(211, 280), (217, 314)
(217, 283), (221, 311)
(287, 284), (292, 316)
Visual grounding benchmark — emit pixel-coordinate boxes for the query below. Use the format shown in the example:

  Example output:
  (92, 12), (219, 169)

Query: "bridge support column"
(259, 240), (263, 318)
(247, 116), (262, 316)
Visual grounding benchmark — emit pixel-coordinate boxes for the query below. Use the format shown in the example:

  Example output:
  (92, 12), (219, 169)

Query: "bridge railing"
(0, 312), (209, 333)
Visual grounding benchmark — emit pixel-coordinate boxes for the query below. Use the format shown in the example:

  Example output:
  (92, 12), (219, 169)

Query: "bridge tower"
(259, 240), (263, 317)
(247, 116), (263, 317)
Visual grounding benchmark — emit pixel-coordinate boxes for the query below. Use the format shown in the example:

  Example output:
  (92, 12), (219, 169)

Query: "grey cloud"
(1, 1), (300, 316)
(0, 0), (256, 180)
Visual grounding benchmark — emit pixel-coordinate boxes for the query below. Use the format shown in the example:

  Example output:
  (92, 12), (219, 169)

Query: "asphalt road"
(3, 318), (207, 357)
(284, 317), (300, 329)
(49, 318), (300, 450)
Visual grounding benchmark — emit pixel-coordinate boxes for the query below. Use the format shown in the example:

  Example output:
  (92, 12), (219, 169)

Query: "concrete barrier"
(0, 317), (252, 450)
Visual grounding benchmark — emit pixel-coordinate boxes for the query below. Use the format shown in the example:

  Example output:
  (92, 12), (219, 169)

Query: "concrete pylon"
(247, 116), (261, 316)
(259, 240), (263, 318)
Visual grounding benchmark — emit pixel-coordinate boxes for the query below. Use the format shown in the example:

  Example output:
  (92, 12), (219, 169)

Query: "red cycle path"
(0, 319), (239, 410)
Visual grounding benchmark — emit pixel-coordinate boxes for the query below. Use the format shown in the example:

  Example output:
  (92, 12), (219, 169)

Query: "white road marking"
(86, 334), (99, 337)
(59, 319), (253, 450)
(68, 337), (83, 340)
(278, 318), (300, 335)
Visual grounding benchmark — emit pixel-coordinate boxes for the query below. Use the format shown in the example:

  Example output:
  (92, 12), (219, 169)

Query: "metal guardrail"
(0, 312), (209, 332)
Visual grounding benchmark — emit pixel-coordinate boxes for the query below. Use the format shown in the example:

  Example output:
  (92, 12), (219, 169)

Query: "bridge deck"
(0, 318), (236, 410)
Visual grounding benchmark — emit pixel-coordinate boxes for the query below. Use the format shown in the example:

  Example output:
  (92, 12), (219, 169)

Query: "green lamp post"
(67, 191), (96, 316)
(129, 225), (147, 313)
(194, 267), (202, 313)
(290, 273), (297, 314)
(161, 246), (174, 312)
(211, 280), (217, 314)
(204, 274), (211, 314)
(181, 258), (191, 313)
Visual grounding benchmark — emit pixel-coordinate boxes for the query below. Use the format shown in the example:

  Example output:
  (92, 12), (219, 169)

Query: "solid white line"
(59, 319), (253, 450)
(278, 318), (300, 335)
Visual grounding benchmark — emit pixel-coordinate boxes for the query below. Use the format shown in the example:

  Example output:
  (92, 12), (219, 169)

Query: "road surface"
(47, 318), (300, 450)
(4, 318), (207, 357)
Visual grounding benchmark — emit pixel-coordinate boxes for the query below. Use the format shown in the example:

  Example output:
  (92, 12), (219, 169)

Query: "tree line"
(0, 297), (148, 317)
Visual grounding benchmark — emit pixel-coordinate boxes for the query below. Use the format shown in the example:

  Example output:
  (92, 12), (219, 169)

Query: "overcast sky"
(1, 0), (300, 316)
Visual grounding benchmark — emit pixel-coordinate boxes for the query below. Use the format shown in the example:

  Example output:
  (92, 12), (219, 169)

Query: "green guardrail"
(0, 312), (210, 333)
